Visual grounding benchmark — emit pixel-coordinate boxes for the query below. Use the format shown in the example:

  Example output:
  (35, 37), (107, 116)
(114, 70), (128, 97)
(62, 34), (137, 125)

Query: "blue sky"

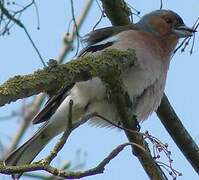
(0, 0), (199, 179)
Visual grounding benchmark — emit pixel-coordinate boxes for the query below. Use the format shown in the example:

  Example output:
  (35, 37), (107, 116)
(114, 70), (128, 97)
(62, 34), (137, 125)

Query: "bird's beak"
(173, 25), (197, 38)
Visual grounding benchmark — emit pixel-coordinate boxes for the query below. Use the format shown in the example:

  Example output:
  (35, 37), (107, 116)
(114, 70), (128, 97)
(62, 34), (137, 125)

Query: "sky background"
(0, 0), (199, 179)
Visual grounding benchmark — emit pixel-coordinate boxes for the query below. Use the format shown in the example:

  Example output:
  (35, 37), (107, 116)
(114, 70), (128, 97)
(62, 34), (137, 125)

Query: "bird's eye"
(165, 18), (172, 24)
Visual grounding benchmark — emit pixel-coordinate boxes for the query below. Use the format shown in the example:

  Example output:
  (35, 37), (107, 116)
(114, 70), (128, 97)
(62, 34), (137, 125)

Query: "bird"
(4, 9), (196, 177)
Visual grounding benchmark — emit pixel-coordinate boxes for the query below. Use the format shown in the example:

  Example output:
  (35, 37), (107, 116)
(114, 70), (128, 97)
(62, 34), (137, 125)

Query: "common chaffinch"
(4, 10), (196, 177)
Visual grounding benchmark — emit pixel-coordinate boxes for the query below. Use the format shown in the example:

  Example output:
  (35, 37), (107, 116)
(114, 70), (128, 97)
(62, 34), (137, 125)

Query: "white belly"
(50, 30), (170, 128)
(64, 62), (167, 127)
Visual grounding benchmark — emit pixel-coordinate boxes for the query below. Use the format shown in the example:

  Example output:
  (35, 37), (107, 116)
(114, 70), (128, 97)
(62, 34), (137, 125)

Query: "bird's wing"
(32, 84), (73, 124)
(32, 24), (138, 124)
(79, 24), (138, 56)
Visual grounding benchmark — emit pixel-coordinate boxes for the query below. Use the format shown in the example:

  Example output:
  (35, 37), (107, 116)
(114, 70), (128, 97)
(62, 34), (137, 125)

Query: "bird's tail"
(4, 121), (59, 170)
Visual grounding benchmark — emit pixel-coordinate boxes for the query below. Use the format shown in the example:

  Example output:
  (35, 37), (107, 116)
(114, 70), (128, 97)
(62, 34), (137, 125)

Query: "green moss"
(0, 49), (137, 106)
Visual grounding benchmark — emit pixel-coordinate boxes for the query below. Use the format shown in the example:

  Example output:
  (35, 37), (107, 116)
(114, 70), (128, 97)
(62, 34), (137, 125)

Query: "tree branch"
(0, 49), (136, 106)
(1, 0), (199, 178)
(101, 0), (199, 176)
(0, 143), (142, 179)
(100, 1), (167, 179)
(156, 94), (199, 174)
(2, 0), (94, 167)
(0, 1), (46, 66)
(100, 0), (131, 26)
(57, 0), (93, 62)
(5, 95), (45, 155)
(104, 77), (167, 179)
(1, 99), (145, 178)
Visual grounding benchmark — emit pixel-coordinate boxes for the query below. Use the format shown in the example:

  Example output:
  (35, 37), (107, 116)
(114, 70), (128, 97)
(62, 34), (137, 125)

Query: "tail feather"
(4, 122), (60, 179)
(4, 122), (54, 166)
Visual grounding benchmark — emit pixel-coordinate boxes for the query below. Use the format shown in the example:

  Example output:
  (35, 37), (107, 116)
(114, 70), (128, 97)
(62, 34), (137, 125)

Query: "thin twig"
(70, 0), (80, 56)
(4, 95), (46, 157)
(160, 0), (163, 9)
(95, 114), (140, 135)
(57, 0), (93, 62)
(173, 16), (198, 55)
(0, 143), (144, 178)
(22, 27), (46, 66)
(1, 101), (145, 178)
(3, 0), (93, 163)
(44, 100), (73, 164)
(93, 0), (105, 30)
(0, 1), (46, 67)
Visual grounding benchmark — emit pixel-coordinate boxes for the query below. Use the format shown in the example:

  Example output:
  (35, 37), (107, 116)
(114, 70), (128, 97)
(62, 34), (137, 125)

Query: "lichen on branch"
(0, 49), (137, 107)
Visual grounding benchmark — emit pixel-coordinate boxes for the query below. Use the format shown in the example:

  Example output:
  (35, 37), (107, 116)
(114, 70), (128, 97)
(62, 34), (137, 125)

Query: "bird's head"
(136, 10), (196, 39)
(135, 10), (196, 57)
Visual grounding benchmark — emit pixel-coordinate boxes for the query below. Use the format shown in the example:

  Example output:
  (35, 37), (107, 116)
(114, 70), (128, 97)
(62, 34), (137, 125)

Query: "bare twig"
(0, 1), (46, 66)
(1, 100), (144, 178)
(144, 131), (182, 179)
(173, 16), (198, 54)
(157, 94), (199, 175)
(96, 113), (181, 179)
(95, 113), (140, 135)
(92, 0), (106, 30)
(0, 143), (143, 178)
(57, 0), (93, 62)
(3, 0), (93, 166)
(160, 0), (163, 9)
(70, 0), (80, 56)
(5, 95), (46, 155)
(44, 100), (73, 164)
(105, 77), (168, 179)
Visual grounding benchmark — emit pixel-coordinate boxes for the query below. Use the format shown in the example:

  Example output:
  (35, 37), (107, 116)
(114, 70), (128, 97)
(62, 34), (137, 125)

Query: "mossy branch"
(0, 49), (136, 107)
(104, 77), (167, 180)
(101, 0), (132, 26)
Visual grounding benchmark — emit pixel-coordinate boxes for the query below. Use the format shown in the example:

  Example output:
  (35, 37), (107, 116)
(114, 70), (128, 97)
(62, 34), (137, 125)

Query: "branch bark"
(1, 0), (199, 178)
(2, 0), (94, 169)
(156, 94), (199, 174)
(101, 0), (199, 175)
(104, 77), (167, 179)
(3, 0), (95, 161)
(0, 99), (146, 179)
(100, 0), (131, 26)
(101, 1), (166, 179)
(0, 143), (142, 179)
(0, 49), (136, 106)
